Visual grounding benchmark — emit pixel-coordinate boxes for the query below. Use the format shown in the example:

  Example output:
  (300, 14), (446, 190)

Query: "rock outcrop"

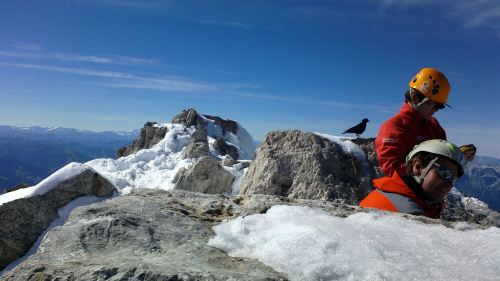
(171, 108), (205, 128)
(182, 129), (212, 159)
(202, 115), (238, 136)
(1, 190), (289, 280)
(0, 189), (475, 281)
(173, 156), (235, 194)
(117, 109), (250, 161)
(349, 138), (385, 179)
(116, 122), (167, 159)
(0, 169), (115, 270)
(173, 127), (236, 194)
(444, 189), (500, 227)
(213, 137), (239, 160)
(240, 130), (373, 205)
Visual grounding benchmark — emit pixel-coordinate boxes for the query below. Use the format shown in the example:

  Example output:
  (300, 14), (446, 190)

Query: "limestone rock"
(42, 169), (116, 208)
(0, 189), (288, 281)
(182, 129), (211, 159)
(0, 169), (115, 271)
(116, 122), (165, 159)
(173, 156), (235, 194)
(202, 115), (238, 136)
(0, 196), (58, 271)
(220, 158), (238, 167)
(213, 137), (239, 160)
(171, 108), (209, 130)
(149, 126), (168, 148)
(350, 138), (385, 179)
(239, 130), (373, 204)
(444, 189), (500, 227)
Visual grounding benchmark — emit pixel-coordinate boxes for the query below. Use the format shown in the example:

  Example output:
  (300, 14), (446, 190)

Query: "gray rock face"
(182, 129), (211, 159)
(116, 122), (166, 159)
(350, 138), (385, 180)
(0, 169), (115, 271)
(3, 189), (472, 281)
(213, 137), (239, 160)
(0, 196), (58, 271)
(173, 156), (235, 194)
(171, 108), (202, 128)
(444, 189), (500, 227)
(202, 115), (238, 136)
(1, 190), (289, 281)
(239, 130), (373, 205)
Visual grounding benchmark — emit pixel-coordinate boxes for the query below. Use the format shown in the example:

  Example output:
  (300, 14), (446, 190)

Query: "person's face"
(417, 158), (459, 204)
(417, 100), (440, 121)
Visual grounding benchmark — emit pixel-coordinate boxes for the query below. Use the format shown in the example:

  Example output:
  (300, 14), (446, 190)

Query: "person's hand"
(460, 144), (476, 162)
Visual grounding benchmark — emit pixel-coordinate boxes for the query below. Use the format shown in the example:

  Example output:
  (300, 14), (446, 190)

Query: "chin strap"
(413, 157), (439, 184)
(410, 88), (429, 111)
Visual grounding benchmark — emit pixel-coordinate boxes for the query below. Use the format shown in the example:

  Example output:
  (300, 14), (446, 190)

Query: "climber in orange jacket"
(375, 68), (476, 177)
(360, 139), (466, 218)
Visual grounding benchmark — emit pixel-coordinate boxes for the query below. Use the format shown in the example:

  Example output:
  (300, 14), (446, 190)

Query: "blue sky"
(1, 0), (499, 158)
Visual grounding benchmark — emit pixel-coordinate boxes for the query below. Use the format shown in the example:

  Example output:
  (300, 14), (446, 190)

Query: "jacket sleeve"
(375, 119), (410, 177)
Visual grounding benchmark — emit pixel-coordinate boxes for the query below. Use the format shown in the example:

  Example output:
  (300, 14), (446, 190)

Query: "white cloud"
(456, 2), (500, 29)
(0, 62), (252, 94)
(372, 0), (500, 30)
(196, 19), (252, 29)
(0, 50), (159, 65)
(232, 91), (395, 112)
(9, 40), (41, 51)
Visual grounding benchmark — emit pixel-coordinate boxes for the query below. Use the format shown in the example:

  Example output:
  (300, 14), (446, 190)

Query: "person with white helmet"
(360, 139), (467, 218)
(375, 68), (476, 178)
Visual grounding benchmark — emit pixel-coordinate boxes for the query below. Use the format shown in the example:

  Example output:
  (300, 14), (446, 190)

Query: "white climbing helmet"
(406, 139), (466, 177)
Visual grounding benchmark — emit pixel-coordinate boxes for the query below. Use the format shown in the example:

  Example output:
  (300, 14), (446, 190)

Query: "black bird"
(342, 118), (370, 138)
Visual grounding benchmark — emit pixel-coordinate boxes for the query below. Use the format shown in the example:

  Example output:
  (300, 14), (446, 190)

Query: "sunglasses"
(433, 163), (460, 184)
(425, 100), (445, 110)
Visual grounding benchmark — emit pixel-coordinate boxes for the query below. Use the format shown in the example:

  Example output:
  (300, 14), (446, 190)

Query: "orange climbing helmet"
(409, 68), (451, 104)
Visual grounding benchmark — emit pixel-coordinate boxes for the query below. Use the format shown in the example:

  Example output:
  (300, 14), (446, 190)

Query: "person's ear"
(412, 158), (423, 177)
(410, 93), (420, 105)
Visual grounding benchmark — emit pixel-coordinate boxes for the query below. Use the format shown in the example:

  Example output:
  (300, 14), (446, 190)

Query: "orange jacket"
(375, 102), (446, 177)
(359, 173), (443, 218)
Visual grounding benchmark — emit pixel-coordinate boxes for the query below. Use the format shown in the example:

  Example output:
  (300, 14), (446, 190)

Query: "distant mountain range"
(0, 125), (139, 192)
(455, 156), (500, 211)
(0, 125), (139, 147)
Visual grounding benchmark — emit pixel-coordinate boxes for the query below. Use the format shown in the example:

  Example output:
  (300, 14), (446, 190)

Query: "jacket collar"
(373, 173), (443, 217)
(401, 102), (426, 121)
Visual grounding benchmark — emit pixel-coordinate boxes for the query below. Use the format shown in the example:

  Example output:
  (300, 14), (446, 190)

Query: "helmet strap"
(413, 156), (439, 184)
(410, 88), (429, 111)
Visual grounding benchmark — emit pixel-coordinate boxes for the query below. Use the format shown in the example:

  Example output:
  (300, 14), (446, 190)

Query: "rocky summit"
(1, 109), (499, 280)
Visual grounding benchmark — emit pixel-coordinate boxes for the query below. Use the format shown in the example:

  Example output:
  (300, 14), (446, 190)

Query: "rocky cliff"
(239, 131), (376, 204)
(1, 109), (499, 279)
(0, 168), (115, 271)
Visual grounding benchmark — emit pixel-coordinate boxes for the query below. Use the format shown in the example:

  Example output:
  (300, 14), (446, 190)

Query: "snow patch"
(0, 162), (93, 206)
(209, 205), (500, 281)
